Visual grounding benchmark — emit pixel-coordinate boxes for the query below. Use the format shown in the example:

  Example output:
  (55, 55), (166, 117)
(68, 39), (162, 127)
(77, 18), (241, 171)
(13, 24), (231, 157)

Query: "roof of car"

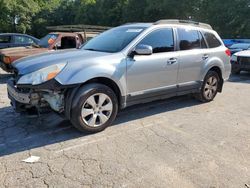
(0, 33), (32, 36)
(124, 20), (213, 30)
(0, 33), (39, 40)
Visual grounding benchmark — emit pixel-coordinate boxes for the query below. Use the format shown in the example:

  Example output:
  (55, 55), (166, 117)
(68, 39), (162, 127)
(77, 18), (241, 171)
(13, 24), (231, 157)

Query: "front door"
(126, 28), (179, 100)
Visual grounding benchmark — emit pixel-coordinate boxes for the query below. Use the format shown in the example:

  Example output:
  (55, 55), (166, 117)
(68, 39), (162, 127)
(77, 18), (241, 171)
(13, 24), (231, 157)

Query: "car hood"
(13, 49), (111, 75)
(0, 46), (49, 63)
(0, 46), (48, 56)
(234, 50), (250, 57)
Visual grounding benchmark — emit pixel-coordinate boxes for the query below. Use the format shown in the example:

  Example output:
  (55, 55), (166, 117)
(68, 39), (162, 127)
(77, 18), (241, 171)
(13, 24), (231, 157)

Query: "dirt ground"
(0, 69), (250, 188)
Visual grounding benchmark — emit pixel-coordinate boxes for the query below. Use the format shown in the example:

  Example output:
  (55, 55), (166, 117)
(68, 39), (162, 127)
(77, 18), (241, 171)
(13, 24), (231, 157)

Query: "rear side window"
(138, 28), (174, 53)
(14, 36), (33, 44)
(178, 28), (201, 50)
(0, 36), (11, 43)
(203, 32), (221, 48)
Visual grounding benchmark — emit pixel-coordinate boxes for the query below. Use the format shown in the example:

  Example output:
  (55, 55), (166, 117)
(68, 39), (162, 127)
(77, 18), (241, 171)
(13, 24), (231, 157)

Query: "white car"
(231, 50), (250, 74)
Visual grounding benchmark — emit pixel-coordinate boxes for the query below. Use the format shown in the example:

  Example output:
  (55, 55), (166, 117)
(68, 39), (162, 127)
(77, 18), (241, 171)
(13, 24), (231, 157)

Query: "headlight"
(231, 55), (237, 62)
(17, 63), (66, 85)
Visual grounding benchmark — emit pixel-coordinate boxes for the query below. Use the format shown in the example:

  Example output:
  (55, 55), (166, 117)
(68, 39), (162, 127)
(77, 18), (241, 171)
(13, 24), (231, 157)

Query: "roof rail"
(154, 19), (213, 30)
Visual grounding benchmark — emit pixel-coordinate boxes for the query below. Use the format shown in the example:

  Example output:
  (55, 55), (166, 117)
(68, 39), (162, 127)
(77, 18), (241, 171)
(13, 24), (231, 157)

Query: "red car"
(0, 32), (84, 72)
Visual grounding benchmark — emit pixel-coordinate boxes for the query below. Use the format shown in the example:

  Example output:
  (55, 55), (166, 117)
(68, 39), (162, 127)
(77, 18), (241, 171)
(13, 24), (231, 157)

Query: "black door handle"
(202, 54), (209, 60)
(167, 58), (178, 65)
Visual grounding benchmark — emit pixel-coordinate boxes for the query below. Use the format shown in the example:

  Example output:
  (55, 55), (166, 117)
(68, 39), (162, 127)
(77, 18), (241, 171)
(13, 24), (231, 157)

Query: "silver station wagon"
(7, 20), (231, 133)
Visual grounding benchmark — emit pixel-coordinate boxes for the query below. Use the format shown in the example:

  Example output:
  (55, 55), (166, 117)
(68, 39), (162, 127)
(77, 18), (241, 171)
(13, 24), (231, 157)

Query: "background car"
(0, 29), (107, 73)
(0, 33), (39, 49)
(231, 50), (250, 74)
(223, 39), (250, 47)
(0, 32), (83, 73)
(229, 43), (250, 55)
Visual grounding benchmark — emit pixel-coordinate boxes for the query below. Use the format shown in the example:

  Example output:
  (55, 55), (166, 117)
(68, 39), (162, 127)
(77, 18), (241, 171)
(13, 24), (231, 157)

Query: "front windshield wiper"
(84, 48), (99, 51)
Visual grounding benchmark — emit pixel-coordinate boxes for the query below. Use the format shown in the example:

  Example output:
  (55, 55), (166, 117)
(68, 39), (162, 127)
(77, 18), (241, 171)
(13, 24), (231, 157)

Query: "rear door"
(0, 35), (11, 49)
(176, 28), (207, 90)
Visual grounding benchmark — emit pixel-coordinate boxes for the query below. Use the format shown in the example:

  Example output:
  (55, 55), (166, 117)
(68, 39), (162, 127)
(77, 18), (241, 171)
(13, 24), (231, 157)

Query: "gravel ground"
(0, 69), (250, 188)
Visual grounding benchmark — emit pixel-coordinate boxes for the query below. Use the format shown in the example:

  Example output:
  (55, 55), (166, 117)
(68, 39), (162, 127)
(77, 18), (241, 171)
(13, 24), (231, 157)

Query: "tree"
(0, 0), (40, 33)
(0, 0), (250, 38)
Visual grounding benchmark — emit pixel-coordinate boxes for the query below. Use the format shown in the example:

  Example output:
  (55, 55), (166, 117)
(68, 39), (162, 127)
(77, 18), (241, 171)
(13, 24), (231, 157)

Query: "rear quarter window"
(203, 32), (222, 48)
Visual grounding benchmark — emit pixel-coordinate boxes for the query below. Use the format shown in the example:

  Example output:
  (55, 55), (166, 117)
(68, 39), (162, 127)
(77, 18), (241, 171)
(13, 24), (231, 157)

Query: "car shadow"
(0, 96), (202, 157)
(228, 71), (250, 83)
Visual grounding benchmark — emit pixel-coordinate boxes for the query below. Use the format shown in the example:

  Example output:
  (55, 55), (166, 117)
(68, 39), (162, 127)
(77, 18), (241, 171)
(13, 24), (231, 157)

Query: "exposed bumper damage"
(7, 80), (64, 114)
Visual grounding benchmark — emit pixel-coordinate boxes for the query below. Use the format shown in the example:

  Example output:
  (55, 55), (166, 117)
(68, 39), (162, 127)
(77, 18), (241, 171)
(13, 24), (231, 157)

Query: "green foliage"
(0, 0), (250, 38)
(0, 0), (40, 33)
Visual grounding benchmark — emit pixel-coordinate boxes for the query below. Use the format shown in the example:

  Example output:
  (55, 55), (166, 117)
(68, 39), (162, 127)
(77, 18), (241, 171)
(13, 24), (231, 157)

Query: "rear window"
(177, 28), (202, 50)
(203, 32), (222, 48)
(14, 36), (34, 44)
(0, 36), (11, 43)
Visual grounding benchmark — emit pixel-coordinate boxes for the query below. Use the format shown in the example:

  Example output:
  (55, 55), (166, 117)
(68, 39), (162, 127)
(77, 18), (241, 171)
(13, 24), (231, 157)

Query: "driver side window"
(138, 28), (174, 53)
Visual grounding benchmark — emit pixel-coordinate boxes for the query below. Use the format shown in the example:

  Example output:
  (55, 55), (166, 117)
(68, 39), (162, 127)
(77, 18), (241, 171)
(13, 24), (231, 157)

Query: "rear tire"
(70, 83), (118, 133)
(195, 71), (220, 102)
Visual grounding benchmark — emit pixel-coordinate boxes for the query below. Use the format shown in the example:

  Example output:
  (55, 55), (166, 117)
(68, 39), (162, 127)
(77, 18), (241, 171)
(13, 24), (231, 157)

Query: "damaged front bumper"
(7, 79), (64, 114)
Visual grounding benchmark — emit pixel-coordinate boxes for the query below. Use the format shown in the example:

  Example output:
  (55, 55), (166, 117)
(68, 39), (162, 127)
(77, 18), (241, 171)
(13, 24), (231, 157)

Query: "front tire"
(196, 71), (220, 102)
(70, 83), (118, 133)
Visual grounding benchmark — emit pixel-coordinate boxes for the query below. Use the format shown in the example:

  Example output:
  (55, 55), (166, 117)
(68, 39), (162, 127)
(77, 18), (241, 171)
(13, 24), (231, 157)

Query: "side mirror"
(134, 44), (153, 56)
(53, 43), (61, 50)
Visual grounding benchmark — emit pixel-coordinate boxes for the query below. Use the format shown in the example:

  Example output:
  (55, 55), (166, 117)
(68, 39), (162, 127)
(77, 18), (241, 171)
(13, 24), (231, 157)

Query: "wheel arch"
(64, 77), (124, 120)
(85, 77), (123, 107)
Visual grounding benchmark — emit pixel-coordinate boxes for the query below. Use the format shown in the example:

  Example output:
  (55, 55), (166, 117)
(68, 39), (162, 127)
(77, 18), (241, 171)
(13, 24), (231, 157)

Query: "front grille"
(239, 57), (250, 65)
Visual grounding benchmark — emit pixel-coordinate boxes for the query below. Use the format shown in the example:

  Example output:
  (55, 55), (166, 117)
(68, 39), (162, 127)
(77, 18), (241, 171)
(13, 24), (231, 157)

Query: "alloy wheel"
(204, 76), (218, 100)
(81, 93), (113, 127)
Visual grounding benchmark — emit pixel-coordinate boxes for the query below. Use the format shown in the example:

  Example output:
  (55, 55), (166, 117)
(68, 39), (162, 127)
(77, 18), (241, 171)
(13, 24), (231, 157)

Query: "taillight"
(225, 49), (231, 57)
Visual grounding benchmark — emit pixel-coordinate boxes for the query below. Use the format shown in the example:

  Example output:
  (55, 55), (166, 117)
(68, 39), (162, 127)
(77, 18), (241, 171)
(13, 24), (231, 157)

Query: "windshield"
(82, 26), (146, 53)
(38, 34), (58, 48)
(230, 43), (250, 49)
